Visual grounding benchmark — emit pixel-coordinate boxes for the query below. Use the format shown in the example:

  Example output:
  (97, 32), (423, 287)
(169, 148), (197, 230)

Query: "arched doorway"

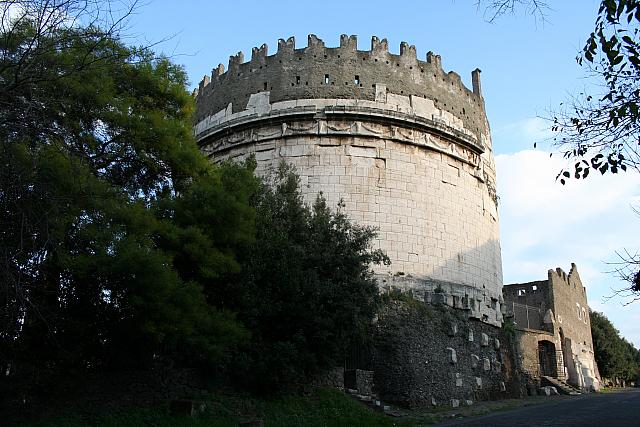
(538, 340), (557, 377)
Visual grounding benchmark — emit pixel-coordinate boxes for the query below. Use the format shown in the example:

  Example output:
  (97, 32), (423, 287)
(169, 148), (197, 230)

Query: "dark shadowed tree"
(0, 0), (256, 379)
(590, 310), (640, 381)
(222, 164), (390, 393)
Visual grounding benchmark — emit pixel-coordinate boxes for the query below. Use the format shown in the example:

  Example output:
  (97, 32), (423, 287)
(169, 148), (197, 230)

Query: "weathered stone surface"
(504, 263), (601, 392)
(192, 38), (522, 407)
(494, 338), (500, 350)
(539, 386), (559, 396)
(344, 369), (374, 396)
(455, 372), (463, 387)
(372, 302), (519, 408)
(471, 354), (480, 368)
(451, 399), (460, 408)
(195, 35), (489, 138)
(483, 357), (491, 371)
(447, 347), (457, 364)
(464, 399), (473, 406)
(481, 333), (489, 347)
(449, 322), (458, 337)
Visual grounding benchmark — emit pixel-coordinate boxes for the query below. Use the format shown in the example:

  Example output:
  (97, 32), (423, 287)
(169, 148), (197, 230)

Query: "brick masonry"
(504, 264), (600, 391)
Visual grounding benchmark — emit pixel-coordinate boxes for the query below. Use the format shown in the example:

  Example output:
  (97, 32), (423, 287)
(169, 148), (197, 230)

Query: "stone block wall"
(371, 299), (521, 408)
(502, 280), (549, 311)
(548, 265), (599, 390)
(515, 330), (548, 378)
(195, 36), (503, 326)
(197, 95), (502, 325)
(194, 35), (488, 142)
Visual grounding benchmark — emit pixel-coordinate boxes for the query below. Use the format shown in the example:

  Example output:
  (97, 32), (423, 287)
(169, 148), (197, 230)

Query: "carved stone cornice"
(198, 105), (483, 167)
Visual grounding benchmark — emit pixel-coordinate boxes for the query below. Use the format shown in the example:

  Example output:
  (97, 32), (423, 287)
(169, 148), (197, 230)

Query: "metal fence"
(508, 302), (543, 330)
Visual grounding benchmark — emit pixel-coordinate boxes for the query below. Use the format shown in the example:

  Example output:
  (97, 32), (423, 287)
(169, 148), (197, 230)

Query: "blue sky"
(128, 0), (640, 345)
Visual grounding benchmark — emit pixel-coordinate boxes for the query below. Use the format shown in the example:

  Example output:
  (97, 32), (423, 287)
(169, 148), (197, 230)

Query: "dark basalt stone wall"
(371, 299), (523, 408)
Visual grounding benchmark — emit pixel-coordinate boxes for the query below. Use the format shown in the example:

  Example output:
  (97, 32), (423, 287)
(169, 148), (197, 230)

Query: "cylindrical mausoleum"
(194, 34), (503, 325)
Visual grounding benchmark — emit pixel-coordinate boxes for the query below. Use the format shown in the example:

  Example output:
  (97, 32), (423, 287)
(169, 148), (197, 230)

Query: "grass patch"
(598, 387), (633, 394)
(19, 388), (404, 427)
(382, 288), (434, 318)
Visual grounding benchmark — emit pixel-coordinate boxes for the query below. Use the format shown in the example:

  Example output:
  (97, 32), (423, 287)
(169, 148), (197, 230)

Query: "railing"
(508, 302), (543, 330)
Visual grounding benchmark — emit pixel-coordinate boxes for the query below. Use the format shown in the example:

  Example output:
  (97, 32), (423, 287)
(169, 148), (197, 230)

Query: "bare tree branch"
(475, 0), (551, 23)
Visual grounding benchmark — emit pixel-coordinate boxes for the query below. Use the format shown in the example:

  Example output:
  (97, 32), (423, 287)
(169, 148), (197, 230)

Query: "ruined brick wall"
(513, 329), (556, 393)
(503, 264), (600, 391)
(548, 265), (592, 353)
(503, 280), (551, 330)
(194, 35), (503, 326)
(503, 280), (549, 311)
(371, 299), (522, 408)
(548, 264), (599, 389)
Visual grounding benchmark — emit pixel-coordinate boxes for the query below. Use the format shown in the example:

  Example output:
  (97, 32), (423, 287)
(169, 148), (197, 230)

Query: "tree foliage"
(0, 1), (256, 376)
(590, 310), (640, 381)
(223, 164), (389, 393)
(2, 3), (388, 400)
(550, 0), (640, 183)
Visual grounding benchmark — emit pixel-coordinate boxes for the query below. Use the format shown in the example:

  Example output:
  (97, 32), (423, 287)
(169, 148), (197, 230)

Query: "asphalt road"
(442, 389), (640, 426)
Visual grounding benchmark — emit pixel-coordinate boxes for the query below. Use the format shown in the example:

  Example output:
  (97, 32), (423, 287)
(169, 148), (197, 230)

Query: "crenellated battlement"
(547, 263), (586, 295)
(194, 35), (489, 141)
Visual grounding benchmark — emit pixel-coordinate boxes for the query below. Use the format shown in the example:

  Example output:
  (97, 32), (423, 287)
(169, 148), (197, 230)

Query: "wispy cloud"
(493, 117), (555, 153)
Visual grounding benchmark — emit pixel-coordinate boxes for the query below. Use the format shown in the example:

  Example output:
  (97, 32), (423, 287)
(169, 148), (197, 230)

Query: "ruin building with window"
(503, 263), (600, 392)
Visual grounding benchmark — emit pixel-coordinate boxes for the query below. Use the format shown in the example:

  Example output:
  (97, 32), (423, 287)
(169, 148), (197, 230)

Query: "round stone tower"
(194, 34), (503, 325)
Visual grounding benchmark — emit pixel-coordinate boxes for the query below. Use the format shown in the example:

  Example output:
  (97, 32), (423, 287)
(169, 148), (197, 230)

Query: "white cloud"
(1, 2), (25, 29)
(496, 149), (640, 346)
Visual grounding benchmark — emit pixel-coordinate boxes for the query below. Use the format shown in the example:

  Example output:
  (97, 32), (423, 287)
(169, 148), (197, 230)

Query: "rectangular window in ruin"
(576, 303), (581, 319)
(517, 289), (526, 296)
(354, 75), (360, 85)
(324, 74), (330, 84)
(263, 82), (267, 90)
(296, 76), (300, 85)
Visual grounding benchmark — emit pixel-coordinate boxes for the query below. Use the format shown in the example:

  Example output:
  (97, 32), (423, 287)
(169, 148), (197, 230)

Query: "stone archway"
(538, 340), (558, 377)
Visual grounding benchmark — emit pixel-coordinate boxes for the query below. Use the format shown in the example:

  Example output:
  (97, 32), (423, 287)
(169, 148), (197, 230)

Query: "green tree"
(0, 0), (255, 377)
(551, 0), (640, 295)
(223, 164), (389, 392)
(590, 310), (640, 381)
